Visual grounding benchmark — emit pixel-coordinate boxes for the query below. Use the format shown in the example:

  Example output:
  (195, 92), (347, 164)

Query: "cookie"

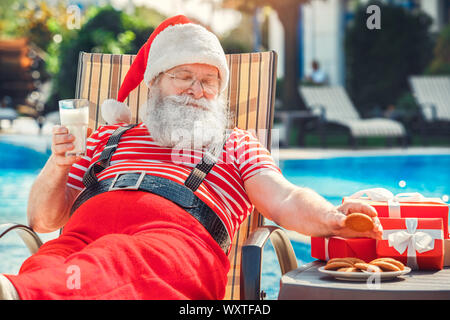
(345, 213), (375, 232)
(354, 262), (382, 273)
(370, 258), (405, 271)
(324, 261), (354, 270)
(346, 257), (365, 264)
(327, 258), (356, 265)
(337, 267), (360, 272)
(370, 260), (401, 272)
(327, 257), (365, 265)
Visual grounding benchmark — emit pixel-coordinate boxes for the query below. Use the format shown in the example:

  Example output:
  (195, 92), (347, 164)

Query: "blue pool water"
(0, 140), (54, 273)
(280, 155), (450, 204)
(1, 138), (449, 299)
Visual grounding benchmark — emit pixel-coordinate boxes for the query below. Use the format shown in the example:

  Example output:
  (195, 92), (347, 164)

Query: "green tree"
(219, 13), (253, 54)
(47, 6), (159, 113)
(0, 1), (74, 50)
(0, 0), (26, 38)
(426, 23), (450, 75)
(345, 1), (434, 116)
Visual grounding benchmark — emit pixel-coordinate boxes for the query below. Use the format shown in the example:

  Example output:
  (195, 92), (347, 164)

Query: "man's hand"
(51, 125), (92, 168)
(327, 199), (383, 240)
(51, 125), (81, 167)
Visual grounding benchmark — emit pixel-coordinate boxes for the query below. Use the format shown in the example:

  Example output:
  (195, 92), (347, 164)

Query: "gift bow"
(349, 188), (428, 203)
(349, 188), (444, 218)
(387, 219), (435, 254)
(382, 218), (443, 270)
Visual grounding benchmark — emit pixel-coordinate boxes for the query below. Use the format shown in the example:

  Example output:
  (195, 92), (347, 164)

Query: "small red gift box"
(344, 188), (449, 238)
(377, 217), (444, 270)
(311, 236), (377, 262)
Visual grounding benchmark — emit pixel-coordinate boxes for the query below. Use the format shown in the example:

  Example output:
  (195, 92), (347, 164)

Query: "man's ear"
(149, 73), (163, 88)
(147, 83), (155, 99)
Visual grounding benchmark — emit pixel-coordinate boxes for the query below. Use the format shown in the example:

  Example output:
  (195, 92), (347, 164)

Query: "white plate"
(318, 266), (411, 282)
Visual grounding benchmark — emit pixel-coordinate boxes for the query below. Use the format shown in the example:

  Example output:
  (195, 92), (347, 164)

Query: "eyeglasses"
(164, 71), (220, 95)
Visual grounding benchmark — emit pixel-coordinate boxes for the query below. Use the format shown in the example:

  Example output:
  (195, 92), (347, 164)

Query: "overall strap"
(184, 153), (219, 192)
(82, 124), (137, 188)
(184, 132), (230, 192)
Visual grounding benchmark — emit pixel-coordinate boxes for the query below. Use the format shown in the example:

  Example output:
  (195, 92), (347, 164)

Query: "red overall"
(5, 191), (230, 299)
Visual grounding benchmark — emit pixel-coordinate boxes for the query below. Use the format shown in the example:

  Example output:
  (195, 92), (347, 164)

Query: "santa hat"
(101, 15), (229, 124)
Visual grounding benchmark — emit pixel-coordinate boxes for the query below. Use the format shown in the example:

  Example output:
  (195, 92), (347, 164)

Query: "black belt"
(70, 172), (231, 254)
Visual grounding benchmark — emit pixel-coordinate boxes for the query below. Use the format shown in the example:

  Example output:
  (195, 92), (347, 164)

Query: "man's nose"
(186, 80), (204, 99)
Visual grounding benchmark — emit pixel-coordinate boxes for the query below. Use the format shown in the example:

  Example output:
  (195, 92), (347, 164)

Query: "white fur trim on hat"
(144, 23), (229, 92)
(101, 99), (132, 124)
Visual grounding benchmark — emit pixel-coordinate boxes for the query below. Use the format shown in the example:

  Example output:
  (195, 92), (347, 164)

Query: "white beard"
(143, 86), (230, 154)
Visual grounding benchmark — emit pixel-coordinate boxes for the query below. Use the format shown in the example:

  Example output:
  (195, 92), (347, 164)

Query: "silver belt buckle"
(108, 171), (146, 191)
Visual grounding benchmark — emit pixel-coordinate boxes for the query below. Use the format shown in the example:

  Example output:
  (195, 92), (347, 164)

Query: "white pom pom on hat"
(101, 99), (132, 125)
(100, 15), (229, 124)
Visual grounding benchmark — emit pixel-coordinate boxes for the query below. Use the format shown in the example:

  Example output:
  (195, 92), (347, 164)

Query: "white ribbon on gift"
(349, 188), (444, 218)
(324, 237), (329, 260)
(382, 218), (443, 270)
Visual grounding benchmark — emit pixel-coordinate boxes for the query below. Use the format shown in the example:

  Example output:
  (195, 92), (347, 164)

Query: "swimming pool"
(0, 139), (449, 299)
(0, 139), (54, 273)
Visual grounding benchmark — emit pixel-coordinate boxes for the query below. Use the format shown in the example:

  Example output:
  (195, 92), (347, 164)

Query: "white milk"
(59, 106), (89, 156)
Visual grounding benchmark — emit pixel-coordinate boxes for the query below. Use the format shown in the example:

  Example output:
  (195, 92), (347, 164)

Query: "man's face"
(157, 63), (220, 102)
(143, 63), (229, 153)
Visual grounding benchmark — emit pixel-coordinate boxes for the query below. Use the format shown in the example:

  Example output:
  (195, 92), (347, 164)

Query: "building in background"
(268, 0), (449, 85)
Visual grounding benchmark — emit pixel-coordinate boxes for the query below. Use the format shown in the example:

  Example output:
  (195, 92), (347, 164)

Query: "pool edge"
(278, 147), (450, 160)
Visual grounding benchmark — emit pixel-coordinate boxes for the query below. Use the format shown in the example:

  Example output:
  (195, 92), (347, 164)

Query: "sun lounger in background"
(300, 86), (407, 148)
(409, 76), (450, 143)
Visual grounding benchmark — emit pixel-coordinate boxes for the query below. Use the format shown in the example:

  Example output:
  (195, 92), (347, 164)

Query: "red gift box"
(377, 217), (444, 270)
(311, 236), (377, 262)
(344, 188), (449, 238)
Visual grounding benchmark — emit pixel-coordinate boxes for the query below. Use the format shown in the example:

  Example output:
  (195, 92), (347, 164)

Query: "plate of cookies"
(318, 257), (411, 281)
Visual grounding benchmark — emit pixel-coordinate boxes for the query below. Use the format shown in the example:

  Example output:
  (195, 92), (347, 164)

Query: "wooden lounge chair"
(0, 51), (297, 300)
(299, 86), (407, 147)
(409, 76), (450, 142)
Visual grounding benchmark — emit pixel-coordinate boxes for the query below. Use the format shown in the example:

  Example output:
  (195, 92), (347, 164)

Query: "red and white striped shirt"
(67, 122), (282, 239)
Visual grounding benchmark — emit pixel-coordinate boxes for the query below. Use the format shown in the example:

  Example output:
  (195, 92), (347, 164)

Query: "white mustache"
(143, 86), (230, 153)
(163, 94), (211, 110)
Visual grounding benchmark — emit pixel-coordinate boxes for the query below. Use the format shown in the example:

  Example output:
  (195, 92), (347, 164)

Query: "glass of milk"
(59, 99), (89, 156)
